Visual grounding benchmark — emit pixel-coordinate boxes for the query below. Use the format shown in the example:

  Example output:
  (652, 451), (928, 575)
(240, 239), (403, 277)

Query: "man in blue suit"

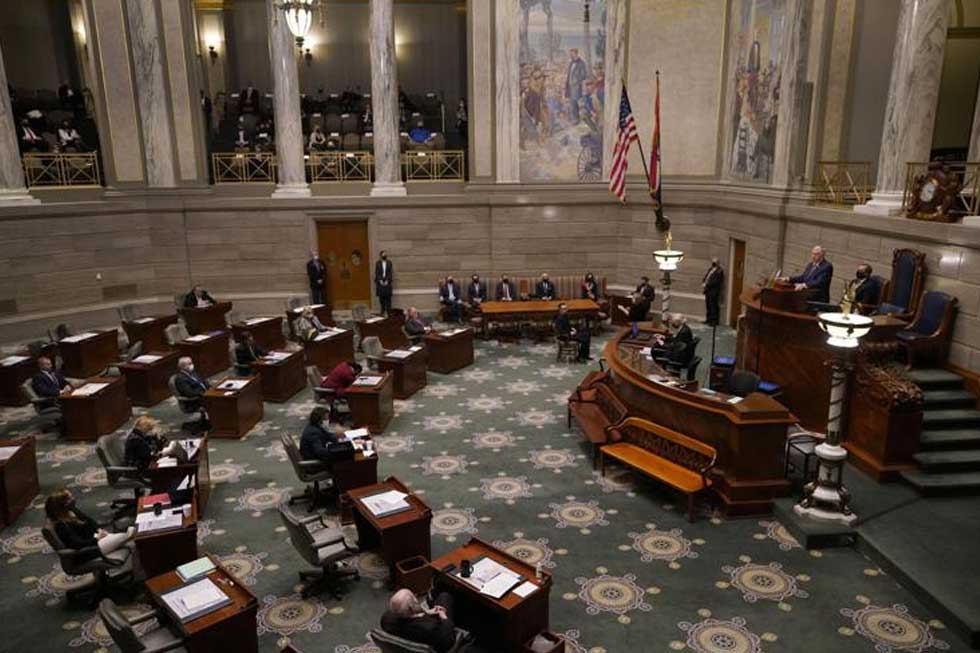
(786, 246), (834, 304)
(31, 357), (71, 399)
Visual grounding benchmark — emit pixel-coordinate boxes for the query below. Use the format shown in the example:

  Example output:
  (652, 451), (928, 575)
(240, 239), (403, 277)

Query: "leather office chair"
(164, 323), (189, 346)
(286, 295), (306, 311)
(306, 365), (351, 421)
(230, 339), (253, 376)
(352, 304), (370, 323)
(42, 527), (134, 605)
(21, 378), (63, 430)
(96, 433), (149, 520)
(54, 323), (73, 341)
(728, 370), (761, 397)
(174, 292), (187, 308)
(278, 504), (359, 599)
(896, 291), (959, 369)
(116, 304), (139, 322)
(98, 599), (187, 653)
(668, 355), (702, 382)
(105, 341), (143, 378)
(876, 248), (926, 321)
(168, 374), (208, 431)
(361, 336), (386, 370)
(282, 432), (333, 511)
(369, 627), (471, 653)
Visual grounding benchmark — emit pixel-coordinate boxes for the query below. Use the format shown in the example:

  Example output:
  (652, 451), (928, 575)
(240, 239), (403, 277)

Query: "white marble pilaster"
(494, 0), (520, 183)
(855, 0), (951, 216)
(467, 0), (493, 181)
(267, 0), (311, 198)
(771, 0), (810, 188)
(601, 0), (628, 181)
(369, 0), (405, 196)
(0, 45), (39, 204)
(969, 85), (980, 163)
(126, 0), (178, 188)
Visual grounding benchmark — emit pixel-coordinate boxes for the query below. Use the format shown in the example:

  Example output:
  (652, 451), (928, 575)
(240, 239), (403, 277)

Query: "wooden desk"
(332, 451), (379, 499)
(253, 350), (306, 402)
(122, 314), (178, 352)
(231, 316), (286, 351)
(376, 347), (427, 399)
(61, 376), (132, 441)
(59, 330), (119, 378)
(432, 537), (552, 653)
(119, 351), (179, 407)
(0, 438), (39, 528)
(0, 354), (37, 406)
(178, 302), (232, 335)
(605, 329), (795, 515)
(204, 377), (263, 439)
(348, 476), (431, 577)
(175, 332), (230, 379)
(145, 435), (211, 514)
(134, 494), (198, 578)
(346, 373), (394, 434)
(285, 304), (334, 338)
(424, 329), (474, 374)
(145, 555), (258, 653)
(304, 328), (355, 373)
(357, 314), (409, 349)
(479, 299), (600, 338)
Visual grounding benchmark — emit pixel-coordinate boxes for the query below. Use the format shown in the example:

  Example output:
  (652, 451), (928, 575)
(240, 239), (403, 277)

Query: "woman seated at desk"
(45, 489), (134, 561)
(300, 406), (344, 462)
(124, 416), (181, 471)
(295, 306), (331, 341)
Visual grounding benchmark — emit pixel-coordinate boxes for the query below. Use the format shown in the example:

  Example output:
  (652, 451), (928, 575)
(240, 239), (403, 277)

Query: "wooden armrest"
(127, 609), (161, 626)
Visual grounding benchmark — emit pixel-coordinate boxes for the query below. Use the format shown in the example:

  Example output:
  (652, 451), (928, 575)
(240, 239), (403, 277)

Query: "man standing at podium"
(784, 246), (833, 304)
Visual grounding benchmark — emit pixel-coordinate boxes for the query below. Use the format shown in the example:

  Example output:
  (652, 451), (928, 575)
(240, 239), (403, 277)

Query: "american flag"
(608, 86), (638, 203)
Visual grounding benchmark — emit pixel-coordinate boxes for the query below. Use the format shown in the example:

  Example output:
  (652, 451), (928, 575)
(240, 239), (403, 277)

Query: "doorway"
(316, 220), (371, 309)
(728, 238), (746, 327)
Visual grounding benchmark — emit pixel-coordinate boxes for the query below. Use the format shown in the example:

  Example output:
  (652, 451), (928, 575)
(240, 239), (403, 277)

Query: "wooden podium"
(179, 302), (232, 335)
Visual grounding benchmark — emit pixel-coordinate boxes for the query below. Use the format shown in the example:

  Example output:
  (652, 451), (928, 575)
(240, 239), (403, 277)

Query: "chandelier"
(274, 0), (324, 44)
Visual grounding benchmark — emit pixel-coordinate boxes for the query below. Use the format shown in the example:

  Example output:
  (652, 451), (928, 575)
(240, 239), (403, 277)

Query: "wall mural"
(729, 0), (785, 183)
(519, 0), (607, 182)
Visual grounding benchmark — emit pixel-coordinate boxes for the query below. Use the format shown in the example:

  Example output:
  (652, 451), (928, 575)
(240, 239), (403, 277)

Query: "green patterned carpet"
(0, 324), (967, 653)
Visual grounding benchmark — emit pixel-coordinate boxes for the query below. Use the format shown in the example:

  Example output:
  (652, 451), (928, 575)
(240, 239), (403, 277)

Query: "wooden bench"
(513, 274), (607, 301)
(600, 417), (717, 522)
(567, 378), (627, 467)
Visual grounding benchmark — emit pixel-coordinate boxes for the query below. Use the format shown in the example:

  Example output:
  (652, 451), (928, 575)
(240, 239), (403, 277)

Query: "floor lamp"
(653, 243), (684, 323)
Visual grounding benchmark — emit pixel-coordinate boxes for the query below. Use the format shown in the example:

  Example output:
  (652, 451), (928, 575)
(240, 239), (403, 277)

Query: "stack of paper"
(0, 446), (20, 461)
(386, 350), (411, 359)
(352, 376), (382, 387)
(364, 316), (383, 323)
(131, 354), (163, 364)
(409, 345), (423, 352)
(156, 457), (178, 468)
(185, 335), (210, 343)
(161, 578), (230, 622)
(513, 581), (539, 598)
(462, 558), (523, 599)
(220, 379), (248, 390)
(361, 489), (411, 517)
(0, 355), (29, 366)
(344, 427), (369, 440)
(60, 332), (98, 343)
(442, 328), (466, 337)
(136, 510), (183, 533)
(264, 351), (291, 361)
(727, 396), (743, 405)
(176, 557), (216, 582)
(72, 383), (109, 396)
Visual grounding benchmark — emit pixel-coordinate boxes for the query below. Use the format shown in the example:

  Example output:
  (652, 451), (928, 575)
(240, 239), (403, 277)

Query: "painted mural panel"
(729, 0), (785, 183)
(519, 0), (606, 182)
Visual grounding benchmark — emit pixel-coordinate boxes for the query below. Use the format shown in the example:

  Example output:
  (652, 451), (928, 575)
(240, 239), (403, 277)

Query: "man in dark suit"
(636, 276), (655, 302)
(555, 302), (591, 361)
(375, 250), (393, 316)
(174, 356), (210, 412)
(381, 588), (460, 653)
(183, 285), (215, 308)
(564, 48), (588, 124)
(239, 82), (259, 114)
(403, 307), (430, 340)
(439, 276), (465, 324)
(535, 273), (556, 300)
(18, 118), (46, 152)
(496, 274), (517, 301)
(31, 357), (71, 400)
(307, 253), (326, 304)
(786, 246), (834, 304)
(702, 258), (724, 326)
(655, 314), (695, 366)
(234, 332), (266, 374)
(851, 264), (881, 307)
(299, 406), (340, 462)
(467, 274), (487, 307)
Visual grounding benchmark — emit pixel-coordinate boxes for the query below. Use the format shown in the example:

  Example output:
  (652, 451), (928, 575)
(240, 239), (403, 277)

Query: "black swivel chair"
(728, 370), (761, 397)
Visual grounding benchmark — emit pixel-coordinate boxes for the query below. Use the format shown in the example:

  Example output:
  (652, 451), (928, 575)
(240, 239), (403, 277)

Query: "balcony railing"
(814, 161), (872, 206)
(22, 152), (101, 188)
(307, 151), (373, 182)
(212, 152), (277, 184)
(903, 161), (979, 218)
(402, 150), (465, 181)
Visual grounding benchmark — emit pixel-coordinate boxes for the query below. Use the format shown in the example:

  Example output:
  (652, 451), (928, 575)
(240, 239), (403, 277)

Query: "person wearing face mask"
(45, 489), (134, 562)
(496, 274), (517, 301)
(183, 284), (215, 308)
(174, 356), (210, 413)
(467, 274), (487, 307)
(381, 588), (463, 652)
(124, 415), (180, 471)
(702, 258), (724, 326)
(307, 251), (327, 304)
(375, 250), (394, 316)
(439, 275), (465, 324)
(850, 264), (881, 308)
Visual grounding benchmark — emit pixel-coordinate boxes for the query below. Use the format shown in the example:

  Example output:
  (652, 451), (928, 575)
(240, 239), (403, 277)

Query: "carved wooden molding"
(854, 362), (923, 412)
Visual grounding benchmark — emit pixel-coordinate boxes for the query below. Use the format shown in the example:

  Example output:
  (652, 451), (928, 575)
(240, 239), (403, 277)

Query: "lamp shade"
(282, 0), (315, 39)
(817, 312), (873, 349)
(653, 249), (685, 271)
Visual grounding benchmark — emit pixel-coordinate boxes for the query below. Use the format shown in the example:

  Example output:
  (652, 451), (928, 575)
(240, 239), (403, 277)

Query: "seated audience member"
(234, 117), (250, 151)
(581, 272), (601, 301)
(555, 302), (591, 361)
(404, 307), (431, 338)
(850, 264), (881, 307)
(299, 406), (342, 462)
(496, 274), (517, 301)
(295, 306), (330, 340)
(235, 332), (267, 372)
(408, 120), (435, 146)
(536, 273), (556, 300)
(320, 360), (363, 398)
(467, 274), (487, 307)
(617, 293), (651, 336)
(636, 276), (655, 302)
(308, 126), (327, 151)
(31, 356), (71, 400)
(183, 285), (215, 308)
(46, 489), (134, 561)
(19, 118), (46, 152)
(174, 356), (210, 411)
(57, 119), (84, 151)
(124, 415), (180, 471)
(440, 276), (465, 323)
(381, 588), (460, 653)
(255, 120), (273, 150)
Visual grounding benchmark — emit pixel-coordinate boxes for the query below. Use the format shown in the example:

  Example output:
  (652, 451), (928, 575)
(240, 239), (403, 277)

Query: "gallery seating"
(567, 380), (628, 466)
(877, 248), (926, 321)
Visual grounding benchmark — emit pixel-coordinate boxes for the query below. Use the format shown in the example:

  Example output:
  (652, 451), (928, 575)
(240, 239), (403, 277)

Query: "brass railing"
(211, 152), (277, 184)
(307, 151), (373, 182)
(22, 152), (101, 188)
(402, 150), (465, 181)
(814, 161), (872, 206)
(903, 161), (979, 217)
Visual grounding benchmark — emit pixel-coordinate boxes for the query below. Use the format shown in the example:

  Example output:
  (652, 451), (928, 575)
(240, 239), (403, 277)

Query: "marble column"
(466, 0), (493, 183)
(267, 0), (310, 198)
(601, 0), (627, 182)
(494, 0), (520, 183)
(771, 0), (810, 188)
(969, 86), (980, 163)
(369, 0), (405, 196)
(855, 0), (951, 216)
(0, 46), (39, 205)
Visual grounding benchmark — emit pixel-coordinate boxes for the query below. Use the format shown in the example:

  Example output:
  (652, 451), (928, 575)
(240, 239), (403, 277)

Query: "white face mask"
(186, 364), (195, 373)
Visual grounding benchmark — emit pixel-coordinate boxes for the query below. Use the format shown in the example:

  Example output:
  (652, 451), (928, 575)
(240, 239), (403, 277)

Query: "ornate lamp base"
(793, 442), (857, 526)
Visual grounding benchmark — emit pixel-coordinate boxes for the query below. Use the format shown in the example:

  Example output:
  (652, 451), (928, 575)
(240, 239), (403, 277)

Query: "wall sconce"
(208, 45), (218, 65)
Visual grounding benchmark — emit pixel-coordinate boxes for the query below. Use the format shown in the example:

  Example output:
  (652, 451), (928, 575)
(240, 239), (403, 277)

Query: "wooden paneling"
(316, 221), (371, 309)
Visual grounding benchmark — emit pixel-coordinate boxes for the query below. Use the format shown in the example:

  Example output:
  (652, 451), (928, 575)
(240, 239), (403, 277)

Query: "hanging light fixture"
(274, 0), (324, 47)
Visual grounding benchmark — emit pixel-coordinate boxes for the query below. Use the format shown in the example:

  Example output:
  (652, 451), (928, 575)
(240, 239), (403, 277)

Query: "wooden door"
(728, 239), (746, 327)
(316, 221), (371, 309)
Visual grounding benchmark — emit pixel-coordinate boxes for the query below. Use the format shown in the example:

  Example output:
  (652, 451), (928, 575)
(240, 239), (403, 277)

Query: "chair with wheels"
(281, 432), (334, 511)
(278, 503), (359, 599)
(98, 598), (187, 653)
(42, 527), (134, 606)
(96, 433), (150, 523)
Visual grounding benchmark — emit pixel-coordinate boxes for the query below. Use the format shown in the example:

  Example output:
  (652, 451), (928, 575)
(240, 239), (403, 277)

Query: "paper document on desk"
(219, 379), (248, 390)
(156, 456), (178, 468)
(180, 438), (202, 460)
(60, 332), (98, 343)
(0, 355), (29, 366)
(264, 351), (291, 361)
(137, 511), (182, 533)
(727, 397), (743, 404)
(386, 350), (411, 359)
(245, 317), (271, 325)
(463, 558), (522, 599)
(344, 427), (369, 440)
(409, 345), (423, 352)
(176, 557), (216, 582)
(134, 317), (156, 323)
(308, 304), (325, 309)
(313, 332), (336, 342)
(513, 581), (538, 598)
(185, 335), (210, 342)
(176, 474), (194, 491)
(72, 383), (109, 396)
(352, 376), (382, 387)
(362, 489), (410, 517)
(131, 354), (163, 364)
(441, 328), (466, 337)
(364, 317), (384, 323)
(161, 577), (230, 622)
(0, 446), (20, 461)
